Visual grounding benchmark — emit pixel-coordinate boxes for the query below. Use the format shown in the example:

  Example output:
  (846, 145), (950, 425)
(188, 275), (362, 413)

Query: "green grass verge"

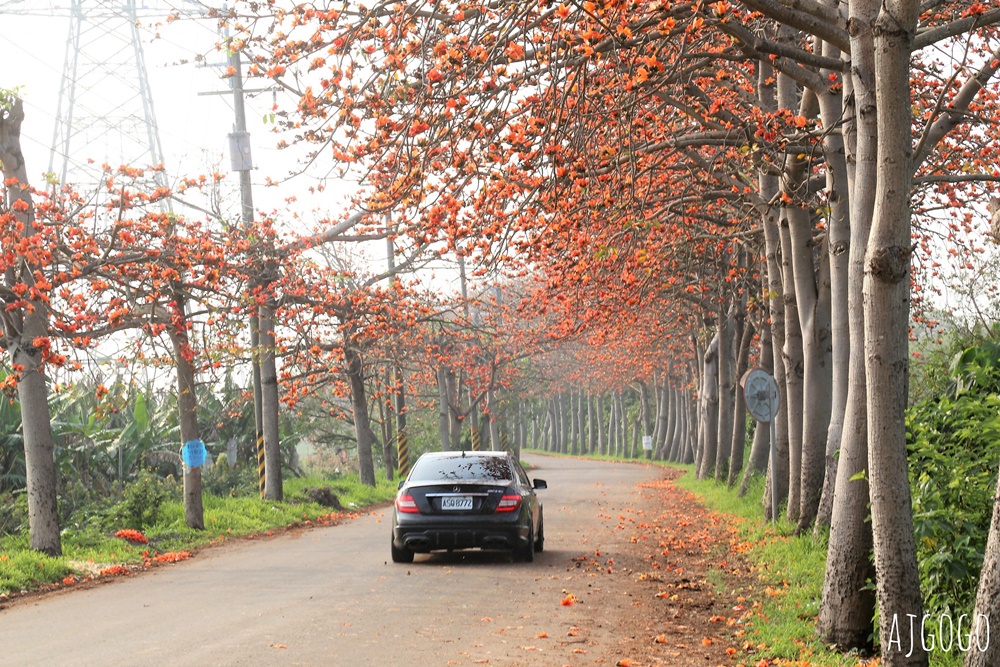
(0, 473), (398, 597)
(672, 465), (862, 667)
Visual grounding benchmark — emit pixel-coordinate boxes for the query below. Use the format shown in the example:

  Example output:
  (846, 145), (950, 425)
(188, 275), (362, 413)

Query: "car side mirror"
(533, 479), (547, 490)
(398, 480), (405, 490)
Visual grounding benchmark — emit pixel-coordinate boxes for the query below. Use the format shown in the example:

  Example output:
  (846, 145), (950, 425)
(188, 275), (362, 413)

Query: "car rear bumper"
(392, 520), (529, 553)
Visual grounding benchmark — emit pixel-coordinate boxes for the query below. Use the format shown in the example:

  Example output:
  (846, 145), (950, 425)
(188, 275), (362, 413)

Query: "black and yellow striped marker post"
(500, 430), (509, 452)
(256, 431), (266, 499)
(397, 429), (410, 477)
(470, 425), (481, 451)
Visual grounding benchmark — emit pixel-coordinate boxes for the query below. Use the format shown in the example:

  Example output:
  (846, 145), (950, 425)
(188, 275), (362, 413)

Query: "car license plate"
(441, 496), (473, 510)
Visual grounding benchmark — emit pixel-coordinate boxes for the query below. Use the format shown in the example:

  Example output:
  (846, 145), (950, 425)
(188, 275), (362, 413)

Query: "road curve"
(1, 455), (660, 666)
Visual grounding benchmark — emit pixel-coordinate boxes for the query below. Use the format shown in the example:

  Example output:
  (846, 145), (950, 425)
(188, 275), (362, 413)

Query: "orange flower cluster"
(152, 551), (190, 563)
(114, 528), (148, 544)
(99, 565), (130, 577)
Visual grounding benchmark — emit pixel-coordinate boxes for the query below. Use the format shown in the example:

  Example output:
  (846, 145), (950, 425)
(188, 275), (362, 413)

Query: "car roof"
(417, 450), (510, 459)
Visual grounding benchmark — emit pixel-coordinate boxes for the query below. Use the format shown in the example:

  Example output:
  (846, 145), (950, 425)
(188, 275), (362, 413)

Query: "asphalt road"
(0, 454), (660, 667)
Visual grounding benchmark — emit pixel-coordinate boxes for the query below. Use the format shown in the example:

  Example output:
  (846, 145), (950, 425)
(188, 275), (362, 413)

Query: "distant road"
(1, 455), (658, 667)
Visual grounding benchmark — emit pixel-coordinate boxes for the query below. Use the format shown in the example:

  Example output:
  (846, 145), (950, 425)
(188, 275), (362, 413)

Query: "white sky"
(0, 4), (351, 220)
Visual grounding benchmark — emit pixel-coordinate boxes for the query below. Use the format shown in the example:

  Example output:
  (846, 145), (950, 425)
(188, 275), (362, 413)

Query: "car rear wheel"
(391, 538), (414, 563)
(534, 515), (544, 553)
(516, 525), (535, 562)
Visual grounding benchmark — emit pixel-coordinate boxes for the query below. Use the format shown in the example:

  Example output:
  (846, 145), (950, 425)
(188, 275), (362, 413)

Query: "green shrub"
(105, 471), (176, 531)
(0, 491), (27, 536)
(907, 342), (1000, 617)
(202, 456), (258, 498)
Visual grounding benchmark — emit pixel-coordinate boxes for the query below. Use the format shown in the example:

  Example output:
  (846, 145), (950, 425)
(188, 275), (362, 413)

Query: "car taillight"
(395, 494), (420, 513)
(496, 494), (522, 512)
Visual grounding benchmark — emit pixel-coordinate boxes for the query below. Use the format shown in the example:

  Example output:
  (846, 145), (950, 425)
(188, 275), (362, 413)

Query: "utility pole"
(224, 39), (267, 499)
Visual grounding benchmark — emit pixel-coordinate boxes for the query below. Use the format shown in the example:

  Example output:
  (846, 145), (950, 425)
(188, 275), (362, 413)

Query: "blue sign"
(182, 439), (207, 468)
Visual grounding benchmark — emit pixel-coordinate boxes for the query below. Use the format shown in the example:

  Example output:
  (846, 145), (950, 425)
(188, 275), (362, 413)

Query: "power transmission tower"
(50, 0), (170, 190)
(0, 0), (201, 193)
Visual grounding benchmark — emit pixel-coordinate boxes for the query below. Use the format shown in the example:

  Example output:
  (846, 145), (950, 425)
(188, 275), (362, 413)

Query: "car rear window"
(410, 455), (513, 482)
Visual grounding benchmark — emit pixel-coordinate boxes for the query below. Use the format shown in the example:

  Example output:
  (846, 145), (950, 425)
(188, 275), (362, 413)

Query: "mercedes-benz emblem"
(453, 486), (461, 493)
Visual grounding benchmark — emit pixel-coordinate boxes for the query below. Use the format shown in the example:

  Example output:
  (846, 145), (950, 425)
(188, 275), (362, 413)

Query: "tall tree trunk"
(487, 390), (501, 451)
(437, 366), (451, 450)
(780, 110), (834, 532)
(639, 380), (652, 451)
(169, 291), (205, 529)
(779, 208), (805, 523)
(259, 294), (283, 501)
(587, 389), (601, 454)
(447, 369), (463, 451)
(630, 417), (640, 459)
(0, 100), (60, 555)
(814, 21), (852, 529)
(666, 387), (680, 461)
(715, 309), (736, 482)
(756, 55), (791, 514)
(967, 464), (1000, 667)
(606, 393), (617, 456)
(530, 403), (540, 451)
(568, 390), (578, 455)
(740, 322), (773, 496)
(617, 391), (627, 458)
(345, 343), (377, 486)
(653, 379), (669, 457)
(596, 393), (606, 455)
(697, 334), (721, 479)
(394, 365), (409, 476)
(728, 315), (754, 487)
(865, 3), (925, 663)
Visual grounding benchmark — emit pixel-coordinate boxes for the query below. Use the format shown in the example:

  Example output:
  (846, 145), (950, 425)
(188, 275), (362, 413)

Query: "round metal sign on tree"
(741, 368), (780, 522)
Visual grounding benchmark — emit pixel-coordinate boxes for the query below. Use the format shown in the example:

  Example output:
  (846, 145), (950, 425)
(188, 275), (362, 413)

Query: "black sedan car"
(391, 450), (547, 563)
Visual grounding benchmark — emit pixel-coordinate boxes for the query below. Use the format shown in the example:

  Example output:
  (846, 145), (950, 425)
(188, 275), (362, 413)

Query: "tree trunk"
(814, 22), (852, 529)
(394, 365), (409, 476)
(755, 56), (791, 512)
(617, 390), (627, 458)
(0, 101), (61, 555)
(639, 380), (652, 454)
(715, 309), (736, 482)
(666, 387), (680, 461)
(654, 379), (670, 458)
(607, 392), (618, 456)
(447, 369), (463, 451)
(568, 390), (578, 455)
(967, 464), (1000, 667)
(682, 390), (696, 465)
(345, 344), (377, 486)
(779, 208), (805, 523)
(259, 301), (283, 501)
(596, 393), (606, 455)
(697, 333), (720, 480)
(487, 390), (502, 451)
(586, 389), (595, 454)
(865, 3), (926, 663)
(437, 366), (451, 450)
(728, 315), (754, 487)
(169, 292), (205, 530)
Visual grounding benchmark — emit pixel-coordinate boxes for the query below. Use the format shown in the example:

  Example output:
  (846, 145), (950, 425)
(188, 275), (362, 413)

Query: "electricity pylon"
(0, 0), (200, 193)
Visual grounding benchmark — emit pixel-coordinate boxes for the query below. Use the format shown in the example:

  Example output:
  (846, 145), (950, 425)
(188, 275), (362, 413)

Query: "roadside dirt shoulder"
(449, 464), (756, 667)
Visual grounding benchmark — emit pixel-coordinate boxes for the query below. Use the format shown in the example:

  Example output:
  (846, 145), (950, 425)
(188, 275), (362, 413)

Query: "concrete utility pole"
(224, 41), (268, 499)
